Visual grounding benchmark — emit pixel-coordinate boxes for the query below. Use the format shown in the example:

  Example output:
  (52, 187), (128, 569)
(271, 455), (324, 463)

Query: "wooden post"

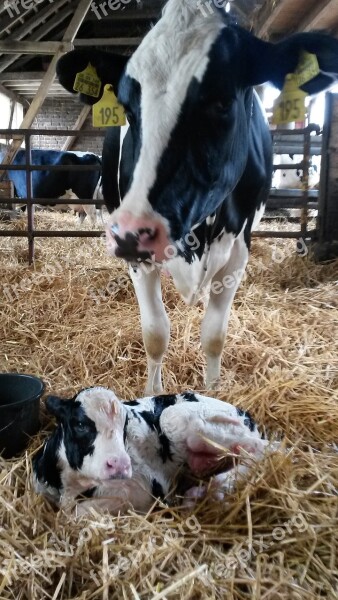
(62, 105), (91, 151)
(0, 0), (93, 178)
(313, 93), (338, 260)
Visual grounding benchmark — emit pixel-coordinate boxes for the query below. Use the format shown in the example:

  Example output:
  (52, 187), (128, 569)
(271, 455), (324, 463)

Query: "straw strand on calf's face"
(33, 387), (268, 515)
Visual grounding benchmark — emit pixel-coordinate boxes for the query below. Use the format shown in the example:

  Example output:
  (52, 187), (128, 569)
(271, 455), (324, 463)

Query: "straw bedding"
(0, 212), (337, 599)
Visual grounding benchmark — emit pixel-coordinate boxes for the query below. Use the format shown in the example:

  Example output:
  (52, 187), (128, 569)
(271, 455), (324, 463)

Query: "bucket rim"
(0, 373), (44, 409)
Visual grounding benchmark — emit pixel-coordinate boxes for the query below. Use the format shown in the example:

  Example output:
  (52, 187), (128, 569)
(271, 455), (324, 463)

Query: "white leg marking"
(130, 266), (170, 395)
(201, 236), (249, 389)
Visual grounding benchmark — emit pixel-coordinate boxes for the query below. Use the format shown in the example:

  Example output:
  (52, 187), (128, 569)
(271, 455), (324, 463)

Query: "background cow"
(1, 148), (102, 222)
(57, 0), (338, 394)
(33, 386), (267, 515)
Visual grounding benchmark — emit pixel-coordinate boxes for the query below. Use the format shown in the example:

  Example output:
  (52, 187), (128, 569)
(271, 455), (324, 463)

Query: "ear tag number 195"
(272, 74), (307, 125)
(73, 63), (101, 98)
(92, 84), (126, 127)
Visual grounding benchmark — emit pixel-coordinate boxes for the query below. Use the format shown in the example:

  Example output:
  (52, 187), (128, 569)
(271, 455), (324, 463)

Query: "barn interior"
(0, 1), (338, 599)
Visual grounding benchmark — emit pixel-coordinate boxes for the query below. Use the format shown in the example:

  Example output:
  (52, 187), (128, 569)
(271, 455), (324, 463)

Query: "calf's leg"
(130, 266), (170, 395)
(201, 238), (249, 389)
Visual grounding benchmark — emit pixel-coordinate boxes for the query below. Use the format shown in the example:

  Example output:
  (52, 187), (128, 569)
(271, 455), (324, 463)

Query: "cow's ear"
(56, 49), (129, 105)
(46, 396), (68, 420)
(240, 28), (338, 94)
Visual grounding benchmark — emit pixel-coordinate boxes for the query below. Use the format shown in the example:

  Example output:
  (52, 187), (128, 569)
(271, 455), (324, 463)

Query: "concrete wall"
(30, 97), (105, 155)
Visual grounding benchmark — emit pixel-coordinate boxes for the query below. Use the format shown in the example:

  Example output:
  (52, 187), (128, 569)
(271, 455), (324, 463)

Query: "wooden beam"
(296, 0), (338, 31)
(0, 4), (75, 73)
(0, 40), (73, 54)
(0, 0), (93, 178)
(255, 0), (291, 38)
(62, 105), (91, 151)
(0, 82), (28, 107)
(74, 37), (143, 47)
(0, 0), (70, 45)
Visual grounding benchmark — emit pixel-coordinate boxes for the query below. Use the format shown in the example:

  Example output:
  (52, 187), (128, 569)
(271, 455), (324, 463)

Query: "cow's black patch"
(123, 413), (129, 444)
(59, 401), (97, 470)
(139, 395), (177, 462)
(151, 478), (165, 500)
(124, 400), (140, 406)
(33, 428), (63, 492)
(76, 487), (97, 500)
(131, 409), (142, 422)
(237, 407), (256, 432)
(182, 392), (199, 402)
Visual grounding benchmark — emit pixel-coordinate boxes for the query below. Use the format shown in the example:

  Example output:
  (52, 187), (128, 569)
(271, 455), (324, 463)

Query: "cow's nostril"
(138, 227), (157, 243)
(106, 459), (117, 469)
(110, 223), (119, 236)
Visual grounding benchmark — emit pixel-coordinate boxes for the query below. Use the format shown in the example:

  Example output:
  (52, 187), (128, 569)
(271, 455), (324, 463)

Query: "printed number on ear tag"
(92, 85), (126, 127)
(73, 63), (101, 98)
(272, 74), (307, 125)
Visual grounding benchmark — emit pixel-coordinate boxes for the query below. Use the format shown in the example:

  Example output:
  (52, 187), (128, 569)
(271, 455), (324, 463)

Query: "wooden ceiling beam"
(0, 82), (29, 107)
(255, 0), (291, 38)
(62, 105), (91, 151)
(0, 4), (75, 73)
(0, 0), (93, 177)
(0, 40), (73, 54)
(296, 0), (338, 31)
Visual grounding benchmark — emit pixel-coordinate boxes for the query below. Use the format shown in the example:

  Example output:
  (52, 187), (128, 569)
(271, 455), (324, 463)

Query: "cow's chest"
(165, 229), (237, 305)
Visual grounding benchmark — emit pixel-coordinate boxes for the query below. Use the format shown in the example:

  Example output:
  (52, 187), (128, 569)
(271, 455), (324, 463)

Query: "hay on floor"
(0, 211), (337, 599)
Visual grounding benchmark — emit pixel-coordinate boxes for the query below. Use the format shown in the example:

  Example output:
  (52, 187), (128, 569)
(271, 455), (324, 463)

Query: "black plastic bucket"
(0, 373), (44, 459)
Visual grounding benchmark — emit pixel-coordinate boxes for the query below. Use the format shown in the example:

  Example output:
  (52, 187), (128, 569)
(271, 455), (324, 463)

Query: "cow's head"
(46, 387), (132, 486)
(57, 0), (338, 263)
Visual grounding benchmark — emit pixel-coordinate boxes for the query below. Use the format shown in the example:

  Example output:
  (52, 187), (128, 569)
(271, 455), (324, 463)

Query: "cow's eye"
(209, 99), (233, 116)
(74, 421), (89, 433)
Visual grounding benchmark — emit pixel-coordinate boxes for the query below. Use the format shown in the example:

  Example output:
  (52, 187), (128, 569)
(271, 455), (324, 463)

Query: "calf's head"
(46, 387), (132, 485)
(57, 0), (338, 263)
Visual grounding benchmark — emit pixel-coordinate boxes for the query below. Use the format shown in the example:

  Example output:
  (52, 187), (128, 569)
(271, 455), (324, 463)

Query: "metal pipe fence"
(0, 125), (322, 262)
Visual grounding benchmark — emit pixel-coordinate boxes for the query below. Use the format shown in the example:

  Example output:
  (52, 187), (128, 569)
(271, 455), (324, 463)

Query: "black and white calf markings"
(33, 387), (267, 515)
(57, 0), (338, 393)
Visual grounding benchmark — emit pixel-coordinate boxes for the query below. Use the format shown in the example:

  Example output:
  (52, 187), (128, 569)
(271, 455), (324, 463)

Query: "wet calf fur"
(33, 387), (267, 514)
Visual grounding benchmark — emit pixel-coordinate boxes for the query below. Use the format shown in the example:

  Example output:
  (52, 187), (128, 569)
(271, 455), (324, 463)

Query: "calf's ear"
(241, 28), (338, 94)
(56, 49), (129, 105)
(46, 396), (67, 419)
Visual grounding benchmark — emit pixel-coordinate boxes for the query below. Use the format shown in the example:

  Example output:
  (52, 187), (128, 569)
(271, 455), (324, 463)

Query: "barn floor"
(0, 211), (337, 600)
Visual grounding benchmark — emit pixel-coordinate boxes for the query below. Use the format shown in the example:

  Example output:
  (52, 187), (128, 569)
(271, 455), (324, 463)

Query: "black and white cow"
(3, 148), (102, 222)
(57, 0), (338, 393)
(33, 386), (267, 515)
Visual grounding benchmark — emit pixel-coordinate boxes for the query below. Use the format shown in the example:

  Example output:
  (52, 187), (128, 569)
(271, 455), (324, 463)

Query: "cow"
(33, 386), (267, 515)
(272, 154), (320, 190)
(1, 148), (102, 222)
(57, 0), (338, 394)
(58, 188), (104, 225)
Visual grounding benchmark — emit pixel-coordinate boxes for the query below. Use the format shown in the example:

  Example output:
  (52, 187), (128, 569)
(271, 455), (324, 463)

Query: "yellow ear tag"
(73, 63), (101, 98)
(294, 50), (320, 88)
(272, 73), (307, 125)
(92, 84), (126, 127)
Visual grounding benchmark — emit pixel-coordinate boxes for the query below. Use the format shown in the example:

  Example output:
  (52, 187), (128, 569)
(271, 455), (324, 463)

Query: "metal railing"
(0, 125), (322, 262)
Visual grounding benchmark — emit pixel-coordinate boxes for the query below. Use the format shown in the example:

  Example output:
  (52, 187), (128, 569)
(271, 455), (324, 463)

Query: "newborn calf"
(33, 387), (268, 515)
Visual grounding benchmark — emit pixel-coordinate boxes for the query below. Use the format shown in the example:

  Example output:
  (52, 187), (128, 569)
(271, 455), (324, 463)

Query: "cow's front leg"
(130, 265), (170, 395)
(201, 238), (249, 389)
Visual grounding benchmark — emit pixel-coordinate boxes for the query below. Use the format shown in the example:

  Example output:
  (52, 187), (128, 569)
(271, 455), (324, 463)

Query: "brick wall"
(30, 97), (105, 155)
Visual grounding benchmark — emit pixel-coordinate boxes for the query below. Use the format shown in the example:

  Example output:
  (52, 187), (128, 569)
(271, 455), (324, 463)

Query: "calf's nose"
(106, 456), (132, 478)
(106, 210), (172, 263)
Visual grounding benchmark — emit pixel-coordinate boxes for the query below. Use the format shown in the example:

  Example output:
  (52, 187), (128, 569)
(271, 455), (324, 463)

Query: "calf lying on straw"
(33, 387), (268, 515)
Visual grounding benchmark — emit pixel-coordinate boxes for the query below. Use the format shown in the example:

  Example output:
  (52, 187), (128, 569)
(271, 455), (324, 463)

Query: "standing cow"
(3, 149), (102, 221)
(57, 0), (338, 393)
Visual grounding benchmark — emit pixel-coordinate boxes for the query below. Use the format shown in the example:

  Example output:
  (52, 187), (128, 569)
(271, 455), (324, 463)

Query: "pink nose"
(106, 211), (173, 263)
(106, 456), (132, 478)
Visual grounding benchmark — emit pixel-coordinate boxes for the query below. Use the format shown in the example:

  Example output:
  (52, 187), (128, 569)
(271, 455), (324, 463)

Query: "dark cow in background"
(2, 149), (102, 224)
(58, 0), (338, 393)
